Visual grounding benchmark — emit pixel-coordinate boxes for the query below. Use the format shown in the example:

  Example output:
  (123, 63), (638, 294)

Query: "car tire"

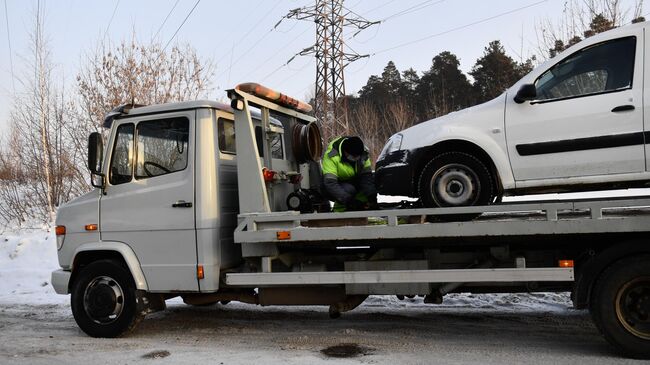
(71, 260), (143, 338)
(589, 256), (650, 359)
(417, 152), (493, 220)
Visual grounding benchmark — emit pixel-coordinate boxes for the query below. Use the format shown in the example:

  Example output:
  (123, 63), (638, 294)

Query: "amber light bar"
(236, 82), (313, 113)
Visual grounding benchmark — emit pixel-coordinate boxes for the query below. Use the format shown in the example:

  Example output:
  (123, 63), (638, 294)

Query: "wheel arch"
(70, 242), (148, 292)
(573, 240), (650, 309)
(413, 139), (504, 197)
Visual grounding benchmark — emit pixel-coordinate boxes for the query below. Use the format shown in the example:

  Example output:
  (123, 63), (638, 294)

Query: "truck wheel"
(590, 256), (650, 359)
(418, 152), (493, 219)
(71, 260), (143, 338)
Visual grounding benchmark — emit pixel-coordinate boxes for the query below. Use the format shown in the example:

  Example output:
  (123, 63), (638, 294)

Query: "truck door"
(505, 29), (645, 181)
(100, 112), (198, 292)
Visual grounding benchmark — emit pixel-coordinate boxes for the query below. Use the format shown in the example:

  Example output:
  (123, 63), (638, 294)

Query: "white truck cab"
(376, 22), (650, 208)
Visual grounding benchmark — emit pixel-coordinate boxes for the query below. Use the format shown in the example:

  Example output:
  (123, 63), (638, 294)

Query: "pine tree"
(470, 41), (528, 103)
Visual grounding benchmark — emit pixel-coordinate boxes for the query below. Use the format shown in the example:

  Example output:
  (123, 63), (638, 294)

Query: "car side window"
(135, 117), (189, 179)
(109, 123), (134, 185)
(535, 36), (636, 101)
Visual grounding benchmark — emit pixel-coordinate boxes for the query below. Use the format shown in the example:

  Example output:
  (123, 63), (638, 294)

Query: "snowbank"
(0, 227), (67, 306)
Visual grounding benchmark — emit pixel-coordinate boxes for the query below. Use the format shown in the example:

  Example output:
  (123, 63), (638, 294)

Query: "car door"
(100, 112), (198, 292)
(505, 30), (645, 182)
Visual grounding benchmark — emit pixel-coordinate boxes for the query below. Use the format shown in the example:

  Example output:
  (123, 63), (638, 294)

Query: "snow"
(0, 226), (68, 306)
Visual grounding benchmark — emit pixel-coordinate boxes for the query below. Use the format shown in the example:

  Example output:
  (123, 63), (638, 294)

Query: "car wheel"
(590, 256), (650, 359)
(418, 152), (493, 219)
(71, 260), (143, 338)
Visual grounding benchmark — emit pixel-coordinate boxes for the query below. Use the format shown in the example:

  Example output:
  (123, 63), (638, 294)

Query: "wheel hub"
(83, 276), (124, 324)
(616, 277), (650, 339)
(431, 164), (479, 206)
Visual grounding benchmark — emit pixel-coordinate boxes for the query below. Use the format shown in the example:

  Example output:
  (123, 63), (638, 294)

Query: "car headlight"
(378, 133), (403, 160)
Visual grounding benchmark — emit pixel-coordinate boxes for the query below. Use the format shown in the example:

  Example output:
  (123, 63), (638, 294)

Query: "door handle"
(611, 105), (635, 112)
(172, 200), (192, 208)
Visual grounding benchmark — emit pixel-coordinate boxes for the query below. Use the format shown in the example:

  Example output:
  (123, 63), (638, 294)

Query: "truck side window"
(135, 117), (189, 179)
(218, 118), (283, 159)
(535, 36), (635, 101)
(218, 118), (236, 154)
(109, 123), (134, 185)
(255, 126), (284, 159)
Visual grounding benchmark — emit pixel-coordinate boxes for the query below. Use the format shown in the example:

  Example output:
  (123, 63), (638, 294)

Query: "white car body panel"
(398, 94), (516, 190)
(390, 22), (650, 193)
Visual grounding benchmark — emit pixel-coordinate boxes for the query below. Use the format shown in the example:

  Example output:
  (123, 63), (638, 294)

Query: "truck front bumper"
(51, 270), (71, 294)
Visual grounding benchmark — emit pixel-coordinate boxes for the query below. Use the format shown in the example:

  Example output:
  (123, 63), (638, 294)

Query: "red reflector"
(558, 260), (574, 268)
(263, 168), (276, 182)
(55, 226), (66, 236)
(277, 231), (291, 240)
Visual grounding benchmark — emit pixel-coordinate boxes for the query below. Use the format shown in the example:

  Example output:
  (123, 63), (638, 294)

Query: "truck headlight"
(378, 134), (403, 160)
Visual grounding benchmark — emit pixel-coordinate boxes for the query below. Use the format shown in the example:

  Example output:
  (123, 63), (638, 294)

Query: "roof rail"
(102, 103), (146, 128)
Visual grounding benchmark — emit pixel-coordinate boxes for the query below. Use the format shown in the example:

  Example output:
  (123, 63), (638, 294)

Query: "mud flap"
(135, 290), (166, 316)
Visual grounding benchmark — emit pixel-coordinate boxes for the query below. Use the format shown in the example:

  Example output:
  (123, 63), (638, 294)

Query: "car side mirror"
(514, 84), (537, 104)
(88, 132), (104, 176)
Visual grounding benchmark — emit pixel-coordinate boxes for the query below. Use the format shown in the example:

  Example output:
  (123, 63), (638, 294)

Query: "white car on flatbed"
(376, 22), (650, 208)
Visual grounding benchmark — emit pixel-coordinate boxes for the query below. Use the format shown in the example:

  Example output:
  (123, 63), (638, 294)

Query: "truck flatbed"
(235, 195), (650, 245)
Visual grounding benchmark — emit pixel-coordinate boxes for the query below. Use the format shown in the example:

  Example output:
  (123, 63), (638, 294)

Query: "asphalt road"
(0, 297), (644, 365)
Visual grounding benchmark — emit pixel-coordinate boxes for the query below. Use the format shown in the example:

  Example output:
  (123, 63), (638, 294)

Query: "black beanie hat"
(342, 136), (364, 156)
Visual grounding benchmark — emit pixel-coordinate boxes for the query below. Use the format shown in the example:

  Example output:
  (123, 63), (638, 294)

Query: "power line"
(216, 1), (294, 84)
(380, 0), (443, 23)
(258, 26), (312, 83)
(153, 0), (181, 41)
(103, 0), (120, 43)
(215, 27), (274, 82)
(163, 0), (201, 51)
(214, 0), (281, 66)
(372, 0), (548, 55)
(363, 0), (398, 15)
(3, 0), (15, 94)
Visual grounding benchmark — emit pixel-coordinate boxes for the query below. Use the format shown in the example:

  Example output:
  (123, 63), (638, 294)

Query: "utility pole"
(283, 0), (377, 136)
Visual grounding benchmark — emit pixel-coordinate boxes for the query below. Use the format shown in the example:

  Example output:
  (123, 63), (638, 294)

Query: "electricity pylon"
(283, 0), (378, 134)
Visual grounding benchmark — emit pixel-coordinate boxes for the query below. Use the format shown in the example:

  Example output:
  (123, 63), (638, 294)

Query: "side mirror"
(88, 132), (104, 176)
(513, 84), (537, 104)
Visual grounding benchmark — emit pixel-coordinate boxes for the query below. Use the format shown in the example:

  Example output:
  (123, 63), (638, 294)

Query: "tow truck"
(51, 83), (650, 358)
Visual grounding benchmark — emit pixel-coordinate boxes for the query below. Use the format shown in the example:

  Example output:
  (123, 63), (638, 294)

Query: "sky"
(0, 0), (644, 135)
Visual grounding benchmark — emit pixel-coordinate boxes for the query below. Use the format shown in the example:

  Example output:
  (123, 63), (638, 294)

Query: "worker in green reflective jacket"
(321, 136), (377, 212)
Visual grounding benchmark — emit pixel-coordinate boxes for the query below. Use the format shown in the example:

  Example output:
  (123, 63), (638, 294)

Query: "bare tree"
(75, 35), (215, 130)
(346, 99), (415, 165)
(535, 0), (644, 60)
(0, 4), (81, 225)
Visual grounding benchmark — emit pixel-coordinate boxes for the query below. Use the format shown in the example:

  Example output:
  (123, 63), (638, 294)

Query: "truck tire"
(71, 260), (143, 338)
(590, 256), (650, 359)
(418, 152), (493, 220)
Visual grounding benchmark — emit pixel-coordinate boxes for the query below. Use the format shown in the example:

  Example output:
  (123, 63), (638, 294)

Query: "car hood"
(399, 93), (506, 149)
